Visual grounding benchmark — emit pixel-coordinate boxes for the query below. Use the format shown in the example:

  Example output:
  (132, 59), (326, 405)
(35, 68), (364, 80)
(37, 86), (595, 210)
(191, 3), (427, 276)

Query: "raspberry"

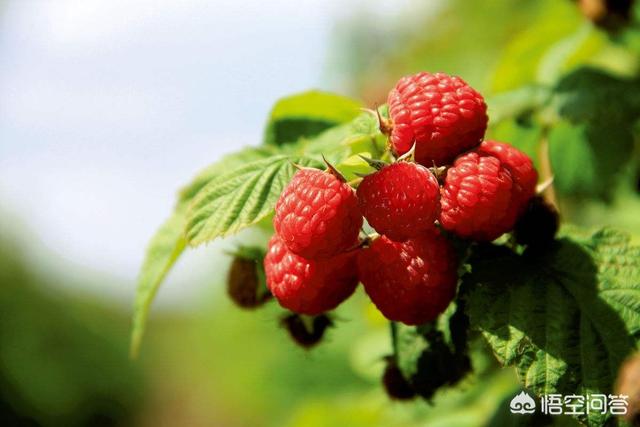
(281, 313), (333, 349)
(356, 161), (440, 242)
(264, 235), (358, 315)
(387, 72), (487, 166)
(477, 140), (538, 225)
(514, 196), (559, 250)
(615, 352), (640, 425)
(382, 357), (416, 400)
(227, 256), (271, 309)
(274, 167), (362, 259)
(357, 231), (457, 325)
(578, 0), (633, 30)
(439, 141), (537, 241)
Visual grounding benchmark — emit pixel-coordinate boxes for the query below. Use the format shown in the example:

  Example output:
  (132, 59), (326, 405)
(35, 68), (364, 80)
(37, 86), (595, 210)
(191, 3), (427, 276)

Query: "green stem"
(389, 321), (399, 360)
(538, 126), (559, 210)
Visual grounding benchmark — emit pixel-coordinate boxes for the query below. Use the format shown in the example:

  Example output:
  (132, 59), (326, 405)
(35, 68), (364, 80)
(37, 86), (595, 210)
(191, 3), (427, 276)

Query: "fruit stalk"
(537, 127), (558, 210)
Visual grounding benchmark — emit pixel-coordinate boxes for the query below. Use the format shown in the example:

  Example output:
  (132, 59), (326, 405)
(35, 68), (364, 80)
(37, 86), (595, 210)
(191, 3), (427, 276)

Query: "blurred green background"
(1, 0), (639, 426)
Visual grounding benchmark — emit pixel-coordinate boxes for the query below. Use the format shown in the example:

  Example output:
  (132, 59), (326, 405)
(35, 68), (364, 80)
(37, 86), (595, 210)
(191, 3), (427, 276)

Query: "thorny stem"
(538, 127), (558, 210)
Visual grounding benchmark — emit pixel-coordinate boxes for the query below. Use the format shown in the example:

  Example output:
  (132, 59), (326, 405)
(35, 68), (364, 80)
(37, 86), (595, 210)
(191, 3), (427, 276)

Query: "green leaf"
(263, 90), (362, 146)
(490, 1), (580, 92)
(546, 68), (640, 200)
(185, 155), (322, 246)
(290, 112), (383, 164)
(393, 302), (471, 399)
(550, 67), (640, 124)
(131, 112), (379, 354)
(486, 85), (550, 124)
(130, 204), (188, 358)
(178, 147), (276, 203)
(463, 228), (640, 426)
(536, 24), (603, 86)
(571, 189), (640, 244)
(185, 113), (381, 247)
(549, 121), (634, 200)
(131, 146), (280, 356)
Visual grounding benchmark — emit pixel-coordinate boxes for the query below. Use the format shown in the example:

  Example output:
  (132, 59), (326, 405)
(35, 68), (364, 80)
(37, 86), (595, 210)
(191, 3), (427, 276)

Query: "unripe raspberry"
(281, 313), (333, 349)
(357, 231), (457, 325)
(382, 356), (416, 400)
(514, 196), (559, 250)
(615, 351), (640, 426)
(356, 162), (440, 242)
(578, 0), (633, 31)
(439, 141), (537, 241)
(274, 167), (362, 259)
(264, 235), (358, 315)
(387, 72), (487, 166)
(227, 256), (271, 309)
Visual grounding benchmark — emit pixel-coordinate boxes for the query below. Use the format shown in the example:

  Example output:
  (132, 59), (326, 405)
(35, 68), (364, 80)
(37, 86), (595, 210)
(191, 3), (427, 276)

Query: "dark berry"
(382, 357), (416, 401)
(227, 256), (271, 309)
(514, 196), (560, 249)
(281, 313), (333, 349)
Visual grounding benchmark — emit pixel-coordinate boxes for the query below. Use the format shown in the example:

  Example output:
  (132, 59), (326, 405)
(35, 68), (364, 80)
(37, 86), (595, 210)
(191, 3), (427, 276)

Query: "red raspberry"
(356, 162), (440, 242)
(264, 235), (358, 315)
(439, 141), (537, 241)
(357, 231), (458, 325)
(477, 140), (538, 225)
(274, 167), (362, 259)
(387, 72), (487, 166)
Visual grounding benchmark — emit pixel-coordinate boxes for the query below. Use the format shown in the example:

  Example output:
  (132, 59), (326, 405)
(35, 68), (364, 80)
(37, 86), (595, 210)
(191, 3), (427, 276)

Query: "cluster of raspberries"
(264, 72), (538, 325)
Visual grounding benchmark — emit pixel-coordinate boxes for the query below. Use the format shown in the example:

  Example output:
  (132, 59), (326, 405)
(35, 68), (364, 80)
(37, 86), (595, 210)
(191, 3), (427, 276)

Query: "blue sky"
(0, 0), (414, 304)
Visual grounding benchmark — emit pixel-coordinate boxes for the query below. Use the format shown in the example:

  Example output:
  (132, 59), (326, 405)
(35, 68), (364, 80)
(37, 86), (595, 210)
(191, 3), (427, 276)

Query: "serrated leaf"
(131, 147), (279, 356)
(131, 113), (377, 354)
(291, 113), (383, 165)
(178, 147), (275, 203)
(184, 114), (380, 247)
(186, 155), (322, 246)
(130, 204), (187, 358)
(263, 90), (362, 146)
(463, 228), (640, 426)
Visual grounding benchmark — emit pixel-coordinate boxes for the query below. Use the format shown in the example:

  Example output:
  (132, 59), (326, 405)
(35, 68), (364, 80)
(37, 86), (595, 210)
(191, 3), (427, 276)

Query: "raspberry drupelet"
(357, 230), (458, 325)
(356, 161), (440, 242)
(264, 235), (359, 315)
(274, 167), (362, 259)
(439, 141), (537, 241)
(387, 72), (488, 166)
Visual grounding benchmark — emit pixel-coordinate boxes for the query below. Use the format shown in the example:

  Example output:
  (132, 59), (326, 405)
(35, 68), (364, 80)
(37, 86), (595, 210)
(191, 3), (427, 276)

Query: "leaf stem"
(538, 127), (558, 210)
